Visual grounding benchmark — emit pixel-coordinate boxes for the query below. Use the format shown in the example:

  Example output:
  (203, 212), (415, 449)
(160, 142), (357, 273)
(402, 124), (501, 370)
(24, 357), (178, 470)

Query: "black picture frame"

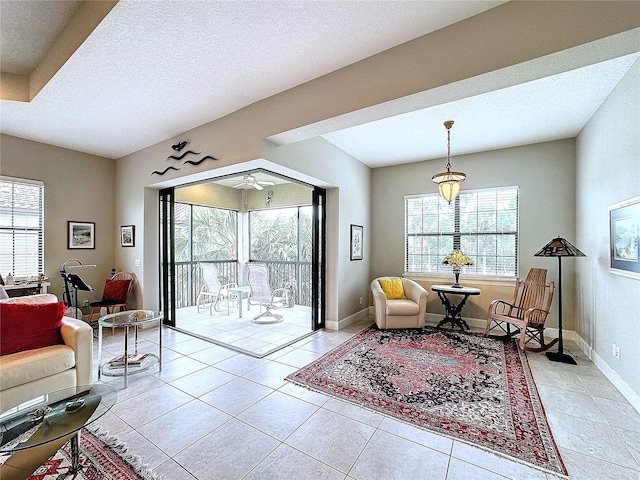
(350, 224), (363, 261)
(67, 221), (95, 249)
(121, 225), (135, 247)
(609, 196), (640, 279)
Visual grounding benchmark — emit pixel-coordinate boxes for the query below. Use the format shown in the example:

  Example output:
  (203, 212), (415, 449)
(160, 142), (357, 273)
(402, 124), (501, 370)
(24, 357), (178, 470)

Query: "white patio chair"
(196, 264), (237, 314)
(246, 262), (286, 323)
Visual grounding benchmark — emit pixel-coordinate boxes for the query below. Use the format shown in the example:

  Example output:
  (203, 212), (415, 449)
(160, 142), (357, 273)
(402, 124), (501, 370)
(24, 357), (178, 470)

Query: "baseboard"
(326, 307), (370, 331)
(574, 333), (640, 415)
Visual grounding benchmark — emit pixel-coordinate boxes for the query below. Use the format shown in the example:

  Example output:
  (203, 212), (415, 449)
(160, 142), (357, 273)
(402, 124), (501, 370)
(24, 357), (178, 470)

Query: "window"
(0, 176), (44, 277)
(405, 187), (518, 278)
(174, 203), (238, 262)
(173, 202), (238, 307)
(249, 206), (313, 305)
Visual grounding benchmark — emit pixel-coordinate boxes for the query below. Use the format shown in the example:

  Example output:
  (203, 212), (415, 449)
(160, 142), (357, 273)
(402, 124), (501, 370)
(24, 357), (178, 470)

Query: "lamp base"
(546, 351), (577, 365)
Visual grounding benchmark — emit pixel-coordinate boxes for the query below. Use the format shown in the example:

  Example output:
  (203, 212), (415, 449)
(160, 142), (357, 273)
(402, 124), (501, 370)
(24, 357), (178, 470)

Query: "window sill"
(403, 272), (516, 287)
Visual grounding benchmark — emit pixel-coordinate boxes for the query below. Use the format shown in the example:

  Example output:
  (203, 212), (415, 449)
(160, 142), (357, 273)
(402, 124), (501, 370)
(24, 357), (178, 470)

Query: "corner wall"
(0, 134), (116, 302)
(575, 58), (640, 407)
(371, 139), (577, 330)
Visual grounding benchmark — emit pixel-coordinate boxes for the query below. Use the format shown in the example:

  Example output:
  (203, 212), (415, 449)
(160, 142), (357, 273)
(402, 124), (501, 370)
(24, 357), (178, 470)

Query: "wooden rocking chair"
(484, 268), (558, 352)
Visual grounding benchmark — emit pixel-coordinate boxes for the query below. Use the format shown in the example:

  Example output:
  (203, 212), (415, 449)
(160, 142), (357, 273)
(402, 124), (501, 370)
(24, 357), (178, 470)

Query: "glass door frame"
(160, 175), (325, 332)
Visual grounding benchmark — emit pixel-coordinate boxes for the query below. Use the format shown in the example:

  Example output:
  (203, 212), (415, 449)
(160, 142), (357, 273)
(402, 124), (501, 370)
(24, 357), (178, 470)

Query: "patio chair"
(246, 262), (286, 323)
(196, 263), (237, 314)
(484, 268), (557, 352)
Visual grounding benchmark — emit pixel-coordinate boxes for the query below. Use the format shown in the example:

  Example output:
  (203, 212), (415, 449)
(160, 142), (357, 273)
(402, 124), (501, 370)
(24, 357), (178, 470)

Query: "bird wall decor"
(150, 142), (220, 176)
(166, 150), (201, 161)
(172, 141), (188, 151)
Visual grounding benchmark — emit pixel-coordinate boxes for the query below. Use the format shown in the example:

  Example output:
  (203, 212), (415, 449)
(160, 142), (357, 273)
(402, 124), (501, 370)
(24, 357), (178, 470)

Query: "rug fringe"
(86, 425), (166, 480)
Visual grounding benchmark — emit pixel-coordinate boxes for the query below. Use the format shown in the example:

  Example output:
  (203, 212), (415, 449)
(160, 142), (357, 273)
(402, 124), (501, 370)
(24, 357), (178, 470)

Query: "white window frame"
(0, 176), (45, 278)
(405, 186), (519, 280)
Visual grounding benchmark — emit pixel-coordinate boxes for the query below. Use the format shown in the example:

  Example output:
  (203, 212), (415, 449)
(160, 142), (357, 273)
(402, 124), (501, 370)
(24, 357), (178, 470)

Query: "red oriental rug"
(0, 426), (163, 480)
(286, 326), (568, 477)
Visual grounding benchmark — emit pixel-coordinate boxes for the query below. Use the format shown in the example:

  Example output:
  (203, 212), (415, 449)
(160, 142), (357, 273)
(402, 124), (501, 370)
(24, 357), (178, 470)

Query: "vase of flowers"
(442, 250), (474, 288)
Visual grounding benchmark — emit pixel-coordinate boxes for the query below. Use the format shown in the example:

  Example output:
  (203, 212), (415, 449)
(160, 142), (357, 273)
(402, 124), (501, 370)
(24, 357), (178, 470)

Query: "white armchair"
(370, 277), (428, 329)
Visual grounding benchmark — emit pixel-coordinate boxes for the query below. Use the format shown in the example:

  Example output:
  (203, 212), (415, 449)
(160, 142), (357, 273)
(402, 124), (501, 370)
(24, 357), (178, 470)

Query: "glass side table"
(0, 384), (117, 477)
(97, 310), (163, 387)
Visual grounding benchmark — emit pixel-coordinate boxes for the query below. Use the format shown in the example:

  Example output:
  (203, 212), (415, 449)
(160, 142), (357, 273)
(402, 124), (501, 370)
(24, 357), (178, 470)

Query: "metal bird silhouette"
(183, 156), (219, 166)
(172, 141), (187, 151)
(166, 150), (201, 161)
(151, 166), (180, 176)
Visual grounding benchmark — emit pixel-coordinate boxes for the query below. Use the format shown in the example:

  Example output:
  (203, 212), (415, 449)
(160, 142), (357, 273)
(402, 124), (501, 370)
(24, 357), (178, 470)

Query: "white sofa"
(0, 294), (93, 411)
(371, 277), (429, 329)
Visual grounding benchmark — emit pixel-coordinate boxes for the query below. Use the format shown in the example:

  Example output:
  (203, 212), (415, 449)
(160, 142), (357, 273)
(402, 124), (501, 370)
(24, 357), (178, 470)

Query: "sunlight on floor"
(173, 300), (314, 357)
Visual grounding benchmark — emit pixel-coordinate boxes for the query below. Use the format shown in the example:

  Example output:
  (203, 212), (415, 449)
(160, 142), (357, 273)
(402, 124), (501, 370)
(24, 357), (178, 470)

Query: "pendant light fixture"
(432, 120), (466, 203)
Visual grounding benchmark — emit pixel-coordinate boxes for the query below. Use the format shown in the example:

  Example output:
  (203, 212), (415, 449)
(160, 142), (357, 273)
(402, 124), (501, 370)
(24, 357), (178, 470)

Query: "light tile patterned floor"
(93, 319), (640, 480)
(173, 302), (313, 357)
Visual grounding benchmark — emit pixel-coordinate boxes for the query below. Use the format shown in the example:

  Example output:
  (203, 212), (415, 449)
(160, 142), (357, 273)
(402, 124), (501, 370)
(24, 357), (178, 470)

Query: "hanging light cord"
(445, 120), (453, 171)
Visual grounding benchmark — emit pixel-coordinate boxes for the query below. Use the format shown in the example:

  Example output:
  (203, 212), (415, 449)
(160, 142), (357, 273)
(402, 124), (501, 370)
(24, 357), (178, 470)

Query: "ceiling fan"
(232, 174), (275, 191)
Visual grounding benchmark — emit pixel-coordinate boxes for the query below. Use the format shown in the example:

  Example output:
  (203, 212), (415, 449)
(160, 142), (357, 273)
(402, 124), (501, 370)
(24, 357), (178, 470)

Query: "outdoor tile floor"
(93, 319), (640, 480)
(173, 301), (313, 357)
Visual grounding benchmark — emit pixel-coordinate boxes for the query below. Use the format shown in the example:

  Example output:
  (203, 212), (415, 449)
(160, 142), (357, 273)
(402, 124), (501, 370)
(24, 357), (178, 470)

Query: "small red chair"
(87, 271), (136, 327)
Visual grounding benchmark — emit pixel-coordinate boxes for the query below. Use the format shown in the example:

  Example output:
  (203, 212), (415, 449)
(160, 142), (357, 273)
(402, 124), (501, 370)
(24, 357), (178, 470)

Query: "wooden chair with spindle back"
(484, 268), (557, 352)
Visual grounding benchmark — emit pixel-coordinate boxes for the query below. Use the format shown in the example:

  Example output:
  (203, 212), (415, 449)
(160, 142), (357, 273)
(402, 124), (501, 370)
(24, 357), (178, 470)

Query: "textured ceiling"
(0, 1), (638, 167)
(0, 0), (82, 75)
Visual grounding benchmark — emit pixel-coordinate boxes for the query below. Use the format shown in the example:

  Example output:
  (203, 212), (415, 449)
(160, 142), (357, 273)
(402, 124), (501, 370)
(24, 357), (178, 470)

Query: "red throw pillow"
(0, 302), (66, 355)
(102, 279), (131, 303)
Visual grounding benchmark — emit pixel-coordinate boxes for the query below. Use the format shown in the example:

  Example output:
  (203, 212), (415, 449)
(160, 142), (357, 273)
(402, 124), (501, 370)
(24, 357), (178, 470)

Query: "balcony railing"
(174, 260), (312, 308)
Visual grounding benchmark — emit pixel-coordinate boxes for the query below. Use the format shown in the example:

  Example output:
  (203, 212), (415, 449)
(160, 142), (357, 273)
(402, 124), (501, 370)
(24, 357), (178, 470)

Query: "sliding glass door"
(159, 187), (176, 327)
(160, 177), (325, 332)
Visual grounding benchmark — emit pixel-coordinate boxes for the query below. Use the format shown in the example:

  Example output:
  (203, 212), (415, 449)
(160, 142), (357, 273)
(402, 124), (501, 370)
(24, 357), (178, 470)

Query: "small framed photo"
(120, 225), (135, 247)
(609, 195), (640, 279)
(350, 224), (363, 261)
(67, 221), (95, 249)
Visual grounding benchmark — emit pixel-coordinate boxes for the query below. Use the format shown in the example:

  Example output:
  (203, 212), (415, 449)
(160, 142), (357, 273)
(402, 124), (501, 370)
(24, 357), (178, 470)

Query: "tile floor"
(93, 319), (640, 480)
(172, 302), (313, 357)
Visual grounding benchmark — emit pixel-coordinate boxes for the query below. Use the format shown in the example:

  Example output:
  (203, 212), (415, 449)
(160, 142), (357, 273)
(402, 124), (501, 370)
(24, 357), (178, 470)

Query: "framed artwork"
(609, 195), (640, 279)
(350, 224), (363, 261)
(67, 221), (95, 249)
(120, 225), (135, 247)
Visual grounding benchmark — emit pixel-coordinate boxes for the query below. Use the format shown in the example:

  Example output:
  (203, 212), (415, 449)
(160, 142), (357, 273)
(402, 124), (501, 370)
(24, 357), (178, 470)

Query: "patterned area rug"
(286, 326), (568, 477)
(0, 426), (163, 480)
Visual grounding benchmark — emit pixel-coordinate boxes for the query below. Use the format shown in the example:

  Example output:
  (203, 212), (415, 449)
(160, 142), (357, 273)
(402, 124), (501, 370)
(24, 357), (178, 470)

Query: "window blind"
(405, 186), (519, 278)
(0, 176), (44, 277)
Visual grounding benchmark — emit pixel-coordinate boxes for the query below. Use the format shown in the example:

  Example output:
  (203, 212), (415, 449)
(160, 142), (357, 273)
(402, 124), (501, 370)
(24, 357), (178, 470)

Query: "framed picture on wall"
(120, 225), (135, 247)
(350, 224), (363, 261)
(67, 221), (95, 249)
(609, 195), (640, 279)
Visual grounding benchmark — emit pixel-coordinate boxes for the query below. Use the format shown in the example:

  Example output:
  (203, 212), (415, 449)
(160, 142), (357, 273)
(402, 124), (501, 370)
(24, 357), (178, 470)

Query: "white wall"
(0, 134), (116, 303)
(575, 58), (640, 406)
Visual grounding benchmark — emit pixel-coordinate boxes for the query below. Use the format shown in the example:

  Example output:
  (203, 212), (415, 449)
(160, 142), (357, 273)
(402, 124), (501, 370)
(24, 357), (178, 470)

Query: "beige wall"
(1, 2), (637, 402)
(265, 137), (371, 326)
(111, 1), (638, 324)
(176, 182), (241, 210)
(0, 134), (115, 304)
(243, 182), (312, 212)
(371, 139), (578, 329)
(576, 58), (640, 401)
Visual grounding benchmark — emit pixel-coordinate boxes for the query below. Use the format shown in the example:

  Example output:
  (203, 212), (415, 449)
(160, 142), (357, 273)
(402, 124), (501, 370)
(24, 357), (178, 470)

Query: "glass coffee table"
(98, 310), (163, 387)
(0, 384), (117, 479)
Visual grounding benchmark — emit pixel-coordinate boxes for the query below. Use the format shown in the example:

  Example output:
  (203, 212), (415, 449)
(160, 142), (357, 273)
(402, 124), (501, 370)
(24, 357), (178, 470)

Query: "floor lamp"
(534, 236), (585, 365)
